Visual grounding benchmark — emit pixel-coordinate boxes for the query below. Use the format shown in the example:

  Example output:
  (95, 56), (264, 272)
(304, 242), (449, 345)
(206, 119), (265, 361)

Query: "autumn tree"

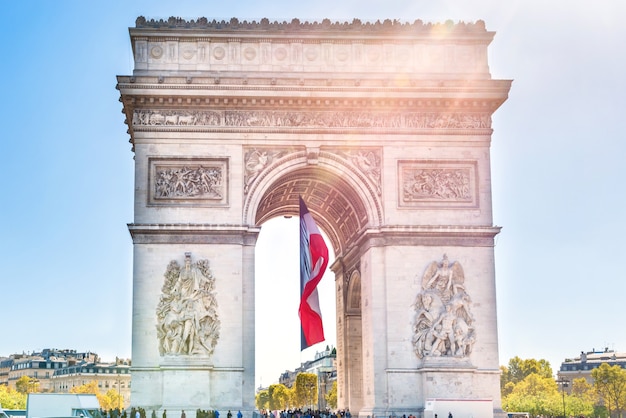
(0, 384), (27, 409)
(70, 380), (124, 410)
(268, 384), (291, 411)
(571, 377), (598, 405)
(294, 373), (317, 410)
(15, 376), (40, 394)
(592, 363), (626, 418)
(503, 373), (595, 417)
(256, 389), (269, 411)
(325, 381), (337, 410)
(100, 389), (125, 411)
(503, 372), (559, 416)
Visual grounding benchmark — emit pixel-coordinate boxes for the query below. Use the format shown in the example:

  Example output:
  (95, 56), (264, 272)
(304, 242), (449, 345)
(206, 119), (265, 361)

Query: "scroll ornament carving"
(403, 168), (471, 201)
(411, 255), (475, 359)
(155, 165), (223, 199)
(243, 148), (289, 194)
(156, 253), (220, 356)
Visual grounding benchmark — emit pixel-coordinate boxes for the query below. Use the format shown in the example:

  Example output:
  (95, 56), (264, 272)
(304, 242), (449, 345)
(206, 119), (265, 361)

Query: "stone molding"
(354, 225), (501, 251)
(127, 224), (260, 245)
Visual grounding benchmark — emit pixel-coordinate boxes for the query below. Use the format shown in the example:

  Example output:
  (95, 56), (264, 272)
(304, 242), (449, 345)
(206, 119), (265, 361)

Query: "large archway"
(118, 16), (511, 418)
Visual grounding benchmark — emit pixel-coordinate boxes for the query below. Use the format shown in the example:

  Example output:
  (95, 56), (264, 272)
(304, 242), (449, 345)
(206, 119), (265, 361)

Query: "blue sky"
(1, 0), (625, 389)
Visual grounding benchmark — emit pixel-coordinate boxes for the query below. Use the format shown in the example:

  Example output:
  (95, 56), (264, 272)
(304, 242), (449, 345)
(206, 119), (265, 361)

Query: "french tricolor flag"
(299, 196), (329, 350)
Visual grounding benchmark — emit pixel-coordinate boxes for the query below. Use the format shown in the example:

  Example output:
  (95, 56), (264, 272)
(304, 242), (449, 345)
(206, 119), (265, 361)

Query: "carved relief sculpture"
(156, 252), (220, 357)
(337, 149), (382, 195)
(403, 168), (471, 201)
(411, 255), (475, 359)
(398, 160), (478, 208)
(155, 165), (223, 199)
(148, 158), (228, 206)
(132, 109), (490, 130)
(243, 148), (290, 194)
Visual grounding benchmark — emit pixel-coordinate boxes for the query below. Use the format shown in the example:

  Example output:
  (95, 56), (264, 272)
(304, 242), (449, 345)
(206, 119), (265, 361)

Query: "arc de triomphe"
(117, 16), (511, 418)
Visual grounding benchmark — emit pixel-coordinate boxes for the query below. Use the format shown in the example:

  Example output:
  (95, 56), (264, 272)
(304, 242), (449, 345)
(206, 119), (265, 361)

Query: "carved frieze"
(398, 160), (478, 208)
(133, 109), (490, 131)
(156, 252), (220, 357)
(148, 157), (228, 206)
(412, 255), (475, 359)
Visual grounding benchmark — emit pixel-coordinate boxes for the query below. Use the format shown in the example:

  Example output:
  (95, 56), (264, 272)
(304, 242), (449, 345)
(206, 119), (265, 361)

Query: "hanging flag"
(299, 195), (329, 350)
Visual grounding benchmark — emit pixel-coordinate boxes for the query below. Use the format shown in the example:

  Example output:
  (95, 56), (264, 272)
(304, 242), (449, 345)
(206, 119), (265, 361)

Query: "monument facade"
(117, 16), (511, 418)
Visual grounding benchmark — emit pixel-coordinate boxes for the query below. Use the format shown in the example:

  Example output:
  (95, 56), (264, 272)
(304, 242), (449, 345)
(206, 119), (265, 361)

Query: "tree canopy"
(592, 363), (626, 418)
(501, 357), (594, 418)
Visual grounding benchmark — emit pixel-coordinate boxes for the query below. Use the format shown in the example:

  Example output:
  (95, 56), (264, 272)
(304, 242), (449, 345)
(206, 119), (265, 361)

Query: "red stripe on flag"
(299, 196), (329, 349)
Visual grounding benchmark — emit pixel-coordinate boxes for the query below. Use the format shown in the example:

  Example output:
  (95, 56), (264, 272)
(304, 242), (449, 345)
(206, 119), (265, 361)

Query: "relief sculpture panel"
(148, 157), (228, 206)
(411, 255), (475, 359)
(156, 252), (220, 357)
(398, 160), (478, 208)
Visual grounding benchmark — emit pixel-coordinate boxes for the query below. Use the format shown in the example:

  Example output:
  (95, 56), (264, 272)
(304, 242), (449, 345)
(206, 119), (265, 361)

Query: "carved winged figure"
(421, 254), (465, 304)
(244, 149), (270, 193)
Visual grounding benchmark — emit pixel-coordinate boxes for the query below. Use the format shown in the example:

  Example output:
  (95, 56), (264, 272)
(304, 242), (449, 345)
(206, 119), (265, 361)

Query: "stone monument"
(117, 16), (511, 418)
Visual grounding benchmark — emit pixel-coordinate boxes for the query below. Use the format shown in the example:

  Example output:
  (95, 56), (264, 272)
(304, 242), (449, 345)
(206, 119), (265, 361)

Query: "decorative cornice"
(127, 223), (261, 245)
(116, 76), (512, 93)
(134, 17), (489, 35)
(351, 225), (501, 251)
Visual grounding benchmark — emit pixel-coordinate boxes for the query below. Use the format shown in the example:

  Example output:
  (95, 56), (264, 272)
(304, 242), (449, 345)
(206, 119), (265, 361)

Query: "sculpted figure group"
(156, 253), (220, 357)
(412, 255), (476, 359)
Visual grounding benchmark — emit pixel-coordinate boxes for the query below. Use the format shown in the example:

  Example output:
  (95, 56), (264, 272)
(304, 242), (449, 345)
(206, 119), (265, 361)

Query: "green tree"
(592, 363), (626, 418)
(501, 357), (553, 390)
(325, 381), (337, 410)
(0, 384), (27, 409)
(256, 389), (269, 411)
(294, 373), (317, 410)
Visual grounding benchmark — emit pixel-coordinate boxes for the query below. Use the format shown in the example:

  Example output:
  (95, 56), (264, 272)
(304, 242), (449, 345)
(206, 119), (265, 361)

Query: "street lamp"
(556, 378), (569, 418)
(117, 374), (122, 411)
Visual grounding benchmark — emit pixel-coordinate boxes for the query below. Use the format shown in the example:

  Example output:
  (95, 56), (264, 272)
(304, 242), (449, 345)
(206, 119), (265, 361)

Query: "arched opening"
(251, 164), (372, 411)
(254, 216), (337, 390)
(250, 163), (376, 256)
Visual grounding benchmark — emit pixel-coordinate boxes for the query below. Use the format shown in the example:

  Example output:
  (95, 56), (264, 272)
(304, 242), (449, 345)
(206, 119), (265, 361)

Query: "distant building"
(557, 348), (626, 392)
(52, 358), (131, 408)
(5, 349), (90, 391)
(0, 349), (131, 407)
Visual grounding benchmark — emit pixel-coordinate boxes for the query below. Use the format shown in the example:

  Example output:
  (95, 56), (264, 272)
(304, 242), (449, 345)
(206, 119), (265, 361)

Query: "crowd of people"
(258, 409), (352, 418)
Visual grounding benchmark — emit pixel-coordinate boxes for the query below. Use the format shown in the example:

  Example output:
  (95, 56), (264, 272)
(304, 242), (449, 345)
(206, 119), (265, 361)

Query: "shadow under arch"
(245, 154), (382, 255)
